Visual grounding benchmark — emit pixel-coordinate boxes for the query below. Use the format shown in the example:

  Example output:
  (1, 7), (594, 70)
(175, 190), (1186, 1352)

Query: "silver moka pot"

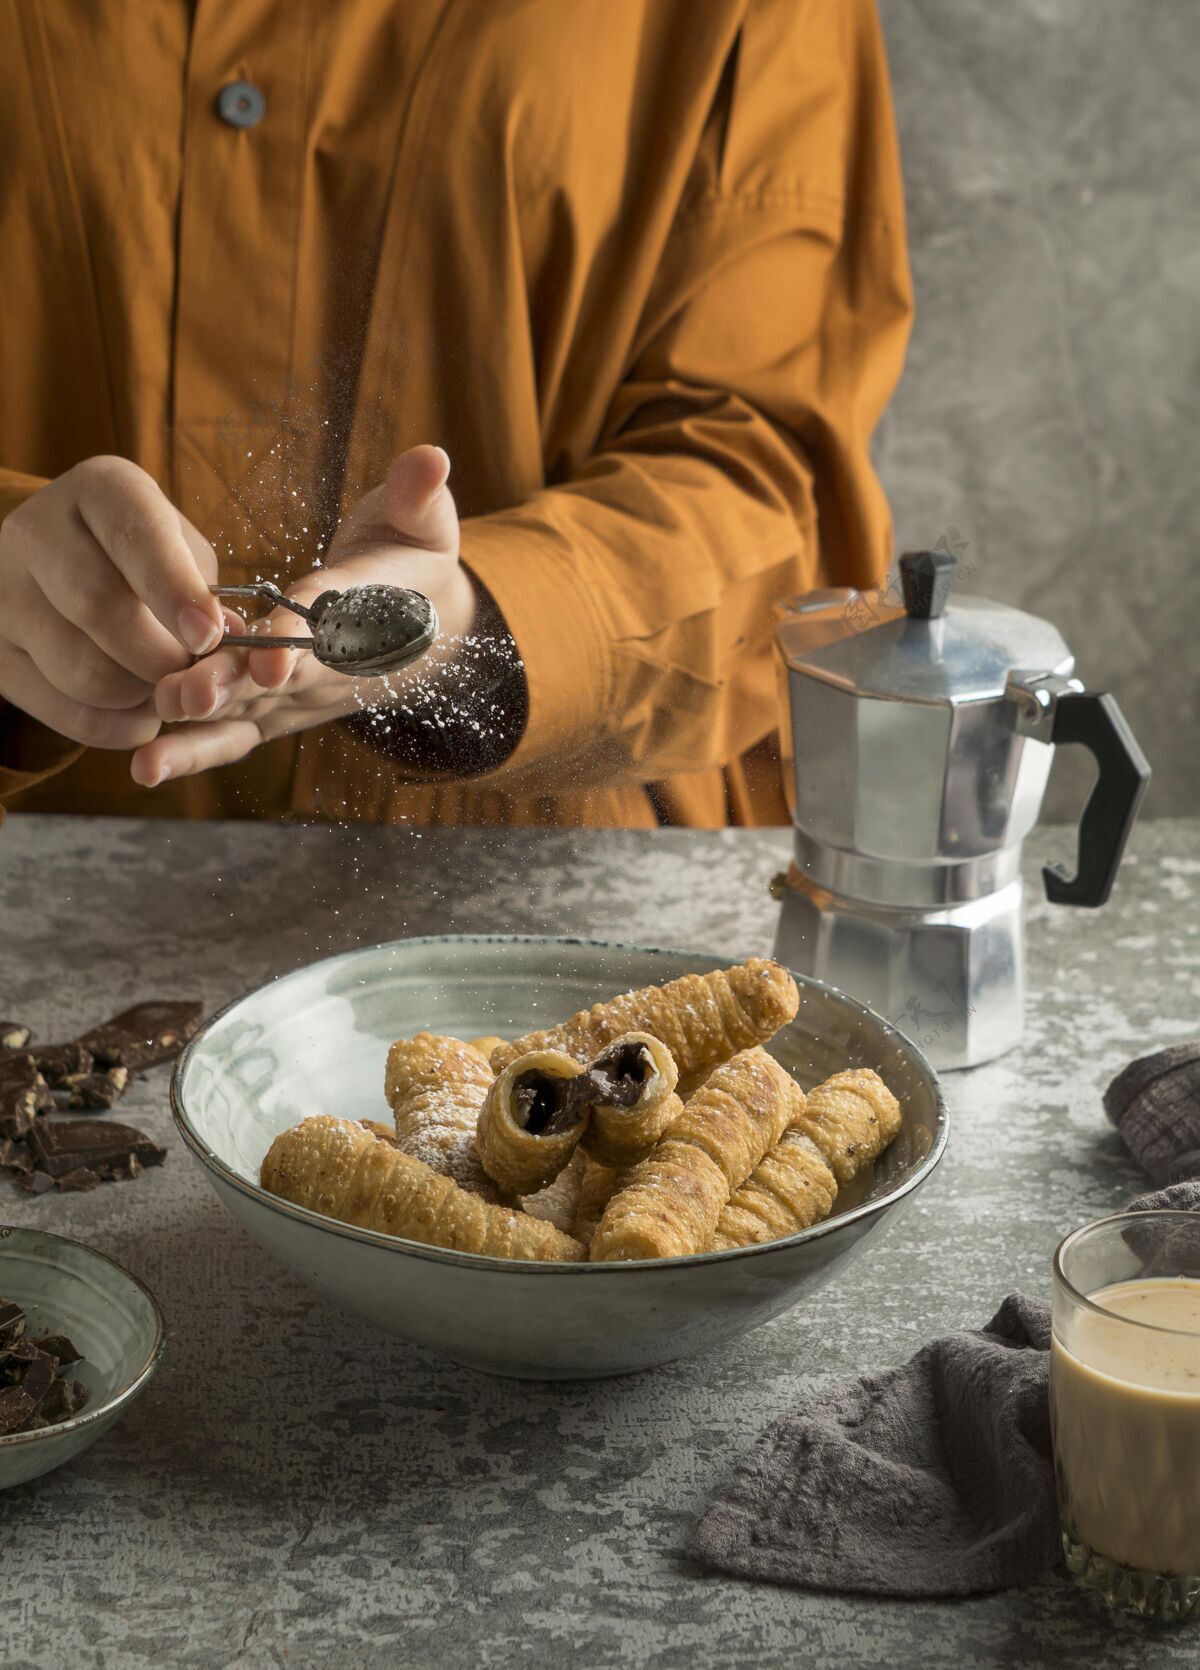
(773, 551), (1151, 1070)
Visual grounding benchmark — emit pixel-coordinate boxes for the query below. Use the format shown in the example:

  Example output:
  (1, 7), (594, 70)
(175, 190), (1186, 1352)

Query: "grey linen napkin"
(689, 1044), (1200, 1599)
(1105, 1041), (1200, 1184)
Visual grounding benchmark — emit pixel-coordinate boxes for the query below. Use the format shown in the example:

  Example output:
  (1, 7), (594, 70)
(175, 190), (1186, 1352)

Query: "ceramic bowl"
(173, 936), (948, 1379)
(0, 1227), (165, 1489)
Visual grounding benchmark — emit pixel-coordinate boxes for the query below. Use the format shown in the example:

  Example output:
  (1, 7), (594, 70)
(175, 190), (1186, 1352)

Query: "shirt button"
(216, 81), (266, 129)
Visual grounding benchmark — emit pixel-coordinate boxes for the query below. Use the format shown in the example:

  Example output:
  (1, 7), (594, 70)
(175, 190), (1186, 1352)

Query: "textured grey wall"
(876, 0), (1199, 817)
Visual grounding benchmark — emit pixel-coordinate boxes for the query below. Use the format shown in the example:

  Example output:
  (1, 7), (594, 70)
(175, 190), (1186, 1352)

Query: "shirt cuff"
(0, 706), (84, 809)
(458, 508), (611, 778)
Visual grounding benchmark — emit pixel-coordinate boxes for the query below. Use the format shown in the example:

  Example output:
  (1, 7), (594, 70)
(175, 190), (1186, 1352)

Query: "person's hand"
(0, 456), (225, 750)
(131, 445), (476, 786)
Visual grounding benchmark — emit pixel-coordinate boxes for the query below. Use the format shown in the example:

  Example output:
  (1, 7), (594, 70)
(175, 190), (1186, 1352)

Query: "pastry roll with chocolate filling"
(261, 1116), (583, 1261)
(577, 1032), (681, 1168)
(709, 1067), (901, 1250)
(491, 959), (799, 1098)
(476, 1050), (589, 1197)
(385, 1033), (500, 1202)
(590, 1046), (802, 1262)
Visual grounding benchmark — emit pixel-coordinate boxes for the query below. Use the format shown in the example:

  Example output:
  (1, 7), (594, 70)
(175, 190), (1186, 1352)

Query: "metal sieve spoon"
(207, 581), (439, 676)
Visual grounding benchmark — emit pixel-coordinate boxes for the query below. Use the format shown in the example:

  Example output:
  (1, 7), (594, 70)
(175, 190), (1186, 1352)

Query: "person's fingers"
(243, 642), (299, 690)
(31, 532), (196, 685)
(177, 508), (220, 584)
(16, 577), (152, 710)
(72, 456), (224, 654)
(0, 645), (161, 750)
(383, 446), (456, 553)
(241, 572), (332, 690)
(131, 717), (263, 786)
(154, 592), (318, 721)
(152, 610), (254, 721)
(155, 639), (253, 722)
(333, 444), (458, 561)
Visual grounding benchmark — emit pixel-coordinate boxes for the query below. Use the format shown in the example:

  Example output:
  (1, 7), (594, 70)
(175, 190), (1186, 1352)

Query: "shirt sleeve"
(458, 0), (912, 794)
(0, 470), (86, 817)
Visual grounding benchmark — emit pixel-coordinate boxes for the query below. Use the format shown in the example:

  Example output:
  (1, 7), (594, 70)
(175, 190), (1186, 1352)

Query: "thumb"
(381, 444), (458, 556)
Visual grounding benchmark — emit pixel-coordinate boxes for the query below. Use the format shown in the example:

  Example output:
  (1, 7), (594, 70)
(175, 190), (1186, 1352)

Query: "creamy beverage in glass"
(1052, 1211), (1200, 1620)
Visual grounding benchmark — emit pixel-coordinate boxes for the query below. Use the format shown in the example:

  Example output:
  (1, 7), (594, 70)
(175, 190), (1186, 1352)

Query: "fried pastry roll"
(590, 1047), (802, 1262)
(468, 1035), (506, 1059)
(709, 1128), (836, 1250)
(521, 1149), (587, 1234)
(491, 959), (799, 1098)
(576, 1032), (682, 1168)
(572, 1159), (626, 1249)
(708, 1067), (902, 1250)
(475, 1050), (589, 1196)
(793, 1067), (901, 1187)
(360, 1119), (400, 1146)
(385, 1033), (500, 1202)
(261, 1116), (583, 1261)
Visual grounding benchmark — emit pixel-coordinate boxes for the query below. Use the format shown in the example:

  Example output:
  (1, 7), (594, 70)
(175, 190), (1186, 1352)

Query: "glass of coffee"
(1052, 1210), (1200, 1620)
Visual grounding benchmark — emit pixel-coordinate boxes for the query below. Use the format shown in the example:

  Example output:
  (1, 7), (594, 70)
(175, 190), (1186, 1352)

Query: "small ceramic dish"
(173, 936), (948, 1379)
(0, 1226), (165, 1490)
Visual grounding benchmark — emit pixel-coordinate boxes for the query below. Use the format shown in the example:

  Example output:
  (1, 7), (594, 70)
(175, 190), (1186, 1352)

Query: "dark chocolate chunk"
(28, 1118), (166, 1181)
(0, 1299), (26, 1348)
(0, 1022), (32, 1051)
(0, 1138), (33, 1175)
(0, 1384), (36, 1435)
(4, 1336), (39, 1367)
(18, 1171), (56, 1195)
(0, 1106), (33, 1144)
(19, 1350), (55, 1414)
(31, 1333), (82, 1367)
(29, 1041), (94, 1088)
(55, 1167), (102, 1192)
(62, 1066), (130, 1111)
(39, 1377), (77, 1423)
(0, 1052), (52, 1137)
(75, 1000), (203, 1072)
(0, 1296), (90, 1432)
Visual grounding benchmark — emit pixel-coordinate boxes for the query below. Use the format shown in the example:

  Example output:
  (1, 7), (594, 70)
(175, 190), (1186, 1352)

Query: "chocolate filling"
(511, 1070), (583, 1138)
(586, 1042), (654, 1111)
(511, 1044), (657, 1138)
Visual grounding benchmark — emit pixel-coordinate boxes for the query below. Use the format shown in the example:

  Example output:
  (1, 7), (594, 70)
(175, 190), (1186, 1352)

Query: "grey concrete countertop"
(1, 814), (1197, 1669)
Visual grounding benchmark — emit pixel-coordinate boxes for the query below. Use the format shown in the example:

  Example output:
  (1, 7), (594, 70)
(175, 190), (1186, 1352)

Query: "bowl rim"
(171, 933), (949, 1274)
(0, 1224), (167, 1450)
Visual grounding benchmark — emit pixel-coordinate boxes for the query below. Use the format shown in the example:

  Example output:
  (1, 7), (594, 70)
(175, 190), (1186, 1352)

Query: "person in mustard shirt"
(0, 0), (912, 831)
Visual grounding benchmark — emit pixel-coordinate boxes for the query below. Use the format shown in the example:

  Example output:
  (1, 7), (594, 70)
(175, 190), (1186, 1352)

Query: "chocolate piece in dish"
(75, 1000), (203, 1072)
(0, 1297), (25, 1348)
(0, 1295), (90, 1434)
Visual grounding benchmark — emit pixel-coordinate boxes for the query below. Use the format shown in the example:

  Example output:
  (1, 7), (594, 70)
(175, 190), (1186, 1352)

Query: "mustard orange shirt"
(0, 0), (912, 827)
